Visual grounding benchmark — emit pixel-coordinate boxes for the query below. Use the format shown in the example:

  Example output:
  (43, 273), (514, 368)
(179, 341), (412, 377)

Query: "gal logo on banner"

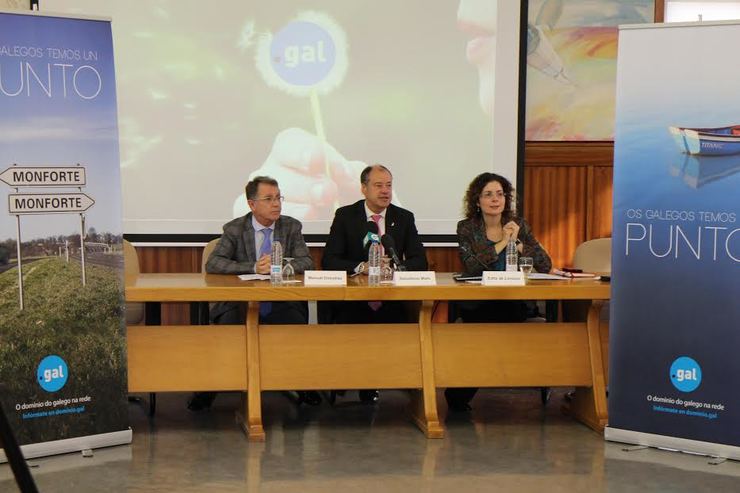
(670, 356), (702, 392)
(37, 355), (69, 392)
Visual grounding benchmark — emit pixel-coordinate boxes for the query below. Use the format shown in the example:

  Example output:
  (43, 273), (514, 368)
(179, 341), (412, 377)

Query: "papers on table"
(238, 274), (270, 281)
(551, 268), (600, 279)
(527, 273), (570, 280)
(527, 272), (601, 280)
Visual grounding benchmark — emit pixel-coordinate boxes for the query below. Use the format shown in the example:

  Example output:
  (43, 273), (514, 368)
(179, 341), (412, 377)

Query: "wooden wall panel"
(525, 142), (613, 167)
(136, 246), (200, 324)
(523, 142), (614, 267)
(138, 247), (201, 274)
(591, 166), (614, 239)
(524, 166), (588, 269)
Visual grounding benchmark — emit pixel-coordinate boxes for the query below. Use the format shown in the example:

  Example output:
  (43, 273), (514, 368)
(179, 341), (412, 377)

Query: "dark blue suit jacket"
(322, 200), (427, 272)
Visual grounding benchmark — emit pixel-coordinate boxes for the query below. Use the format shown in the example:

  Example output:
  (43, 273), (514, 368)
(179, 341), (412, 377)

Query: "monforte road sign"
(0, 166), (87, 187)
(8, 193), (95, 214)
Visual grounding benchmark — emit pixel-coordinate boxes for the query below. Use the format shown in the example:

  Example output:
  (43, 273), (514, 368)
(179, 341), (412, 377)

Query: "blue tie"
(259, 228), (272, 317)
(259, 228), (272, 257)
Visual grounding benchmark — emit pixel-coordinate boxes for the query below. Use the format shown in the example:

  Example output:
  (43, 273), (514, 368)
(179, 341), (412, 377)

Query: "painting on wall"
(525, 0), (655, 141)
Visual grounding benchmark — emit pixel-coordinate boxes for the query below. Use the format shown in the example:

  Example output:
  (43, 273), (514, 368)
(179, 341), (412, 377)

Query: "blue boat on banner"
(669, 125), (740, 156)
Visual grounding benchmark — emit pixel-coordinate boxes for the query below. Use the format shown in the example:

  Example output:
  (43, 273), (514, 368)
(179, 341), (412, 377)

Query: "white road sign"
(8, 193), (95, 214)
(0, 166), (86, 187)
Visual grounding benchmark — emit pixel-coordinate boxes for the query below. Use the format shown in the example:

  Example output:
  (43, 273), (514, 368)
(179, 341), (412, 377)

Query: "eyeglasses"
(481, 191), (505, 199)
(252, 195), (284, 204)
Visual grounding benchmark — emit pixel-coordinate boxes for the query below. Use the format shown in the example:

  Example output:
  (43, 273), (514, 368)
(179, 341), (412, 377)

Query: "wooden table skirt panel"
(125, 273), (611, 437)
(431, 323), (593, 387)
(127, 324), (247, 392)
(258, 323), (424, 390)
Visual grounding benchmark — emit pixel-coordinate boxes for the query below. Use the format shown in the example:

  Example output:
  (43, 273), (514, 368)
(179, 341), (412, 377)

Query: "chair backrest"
(122, 239), (145, 324)
(201, 238), (220, 272)
(572, 238), (611, 274)
(123, 239), (140, 276)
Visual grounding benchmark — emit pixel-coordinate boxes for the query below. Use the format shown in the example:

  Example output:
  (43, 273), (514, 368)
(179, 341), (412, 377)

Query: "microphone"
(362, 220), (380, 248)
(380, 234), (406, 271)
(459, 243), (491, 272)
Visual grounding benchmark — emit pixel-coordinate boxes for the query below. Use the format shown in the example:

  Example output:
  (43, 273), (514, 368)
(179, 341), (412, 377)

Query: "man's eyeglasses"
(252, 195), (284, 204)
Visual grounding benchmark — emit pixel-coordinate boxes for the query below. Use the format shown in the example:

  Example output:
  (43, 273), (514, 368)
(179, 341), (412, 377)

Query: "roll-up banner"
(607, 20), (740, 459)
(0, 10), (130, 460)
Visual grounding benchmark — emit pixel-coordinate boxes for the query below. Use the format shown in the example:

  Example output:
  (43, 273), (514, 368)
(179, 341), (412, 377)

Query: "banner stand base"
(605, 426), (740, 461)
(0, 428), (132, 463)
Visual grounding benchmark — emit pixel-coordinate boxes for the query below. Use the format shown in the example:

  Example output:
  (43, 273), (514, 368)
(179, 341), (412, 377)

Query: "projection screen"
(40, 0), (525, 239)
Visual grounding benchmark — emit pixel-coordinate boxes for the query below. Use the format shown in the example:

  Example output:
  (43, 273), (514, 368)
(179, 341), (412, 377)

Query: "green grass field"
(0, 257), (128, 445)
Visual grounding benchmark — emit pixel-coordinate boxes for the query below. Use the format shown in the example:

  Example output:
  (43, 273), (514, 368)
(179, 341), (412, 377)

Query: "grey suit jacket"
(206, 213), (313, 275)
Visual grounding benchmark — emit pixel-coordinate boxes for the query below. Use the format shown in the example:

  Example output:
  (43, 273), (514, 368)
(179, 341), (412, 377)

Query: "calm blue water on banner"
(609, 22), (740, 448)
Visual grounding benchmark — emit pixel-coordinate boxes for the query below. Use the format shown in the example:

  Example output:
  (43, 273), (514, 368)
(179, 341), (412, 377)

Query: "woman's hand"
(502, 221), (520, 242)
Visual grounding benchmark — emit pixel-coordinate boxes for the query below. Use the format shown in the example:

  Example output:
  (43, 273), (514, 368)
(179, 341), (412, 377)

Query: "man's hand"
(251, 128), (366, 220)
(255, 254), (271, 275)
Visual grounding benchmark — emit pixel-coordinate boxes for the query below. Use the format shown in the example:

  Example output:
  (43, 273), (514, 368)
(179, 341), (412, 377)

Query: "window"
(665, 0), (740, 22)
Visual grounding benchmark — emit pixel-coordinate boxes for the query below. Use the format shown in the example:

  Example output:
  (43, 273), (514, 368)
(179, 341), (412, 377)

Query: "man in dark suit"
(322, 165), (428, 278)
(189, 175), (319, 410)
(322, 164), (428, 402)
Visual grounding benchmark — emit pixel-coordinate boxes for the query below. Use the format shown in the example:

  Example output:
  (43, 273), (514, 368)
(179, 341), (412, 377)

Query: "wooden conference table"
(125, 273), (610, 441)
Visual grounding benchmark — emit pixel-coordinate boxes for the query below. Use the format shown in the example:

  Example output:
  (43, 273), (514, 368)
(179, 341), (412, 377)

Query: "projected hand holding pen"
(249, 128), (365, 220)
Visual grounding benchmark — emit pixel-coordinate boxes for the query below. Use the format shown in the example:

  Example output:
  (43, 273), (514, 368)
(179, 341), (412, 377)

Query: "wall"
(129, 1), (669, 322)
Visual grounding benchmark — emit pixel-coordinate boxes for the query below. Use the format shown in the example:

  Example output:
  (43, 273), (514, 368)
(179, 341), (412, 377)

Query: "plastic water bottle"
(505, 238), (518, 272)
(270, 240), (283, 285)
(368, 241), (381, 286)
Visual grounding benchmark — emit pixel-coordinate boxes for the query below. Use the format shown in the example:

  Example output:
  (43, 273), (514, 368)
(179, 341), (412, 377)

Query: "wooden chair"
(122, 240), (144, 325)
(190, 238), (220, 324)
(571, 237), (611, 383)
(573, 238), (611, 274)
(123, 239), (158, 416)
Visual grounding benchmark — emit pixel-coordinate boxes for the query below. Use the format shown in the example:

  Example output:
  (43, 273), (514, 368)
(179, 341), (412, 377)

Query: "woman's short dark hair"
(463, 172), (515, 222)
(245, 176), (279, 200)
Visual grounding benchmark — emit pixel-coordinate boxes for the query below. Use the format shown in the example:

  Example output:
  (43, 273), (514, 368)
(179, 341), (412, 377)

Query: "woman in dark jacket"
(446, 172), (552, 411)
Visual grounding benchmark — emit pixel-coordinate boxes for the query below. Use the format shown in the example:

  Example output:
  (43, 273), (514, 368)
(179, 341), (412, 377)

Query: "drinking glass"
(282, 257), (295, 282)
(519, 257), (533, 278)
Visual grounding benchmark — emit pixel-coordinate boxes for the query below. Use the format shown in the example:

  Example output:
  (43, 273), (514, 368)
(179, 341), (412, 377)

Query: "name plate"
(393, 271), (437, 286)
(303, 270), (347, 286)
(481, 271), (525, 286)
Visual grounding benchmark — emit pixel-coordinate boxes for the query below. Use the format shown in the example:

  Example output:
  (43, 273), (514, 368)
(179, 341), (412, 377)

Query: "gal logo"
(270, 20), (337, 86)
(37, 355), (69, 392)
(670, 356), (702, 392)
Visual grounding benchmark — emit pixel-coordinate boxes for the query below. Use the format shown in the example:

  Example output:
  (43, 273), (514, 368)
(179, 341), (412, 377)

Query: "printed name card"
(303, 270), (347, 286)
(481, 271), (525, 286)
(393, 271), (437, 286)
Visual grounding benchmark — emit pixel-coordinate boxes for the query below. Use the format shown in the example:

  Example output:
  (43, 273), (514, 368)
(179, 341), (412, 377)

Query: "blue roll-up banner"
(607, 21), (740, 459)
(0, 11), (130, 460)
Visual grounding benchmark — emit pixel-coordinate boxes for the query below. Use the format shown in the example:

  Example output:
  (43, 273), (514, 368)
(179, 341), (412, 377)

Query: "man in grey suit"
(206, 175), (313, 325)
(188, 176), (319, 410)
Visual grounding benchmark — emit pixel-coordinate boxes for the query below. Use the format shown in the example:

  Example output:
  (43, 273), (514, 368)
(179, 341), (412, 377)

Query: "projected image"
(525, 0), (654, 141)
(242, 11), (362, 220)
(43, 1), (521, 235)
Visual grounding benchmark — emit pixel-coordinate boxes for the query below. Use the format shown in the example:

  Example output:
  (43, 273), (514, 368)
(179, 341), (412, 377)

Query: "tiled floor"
(2, 389), (739, 492)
